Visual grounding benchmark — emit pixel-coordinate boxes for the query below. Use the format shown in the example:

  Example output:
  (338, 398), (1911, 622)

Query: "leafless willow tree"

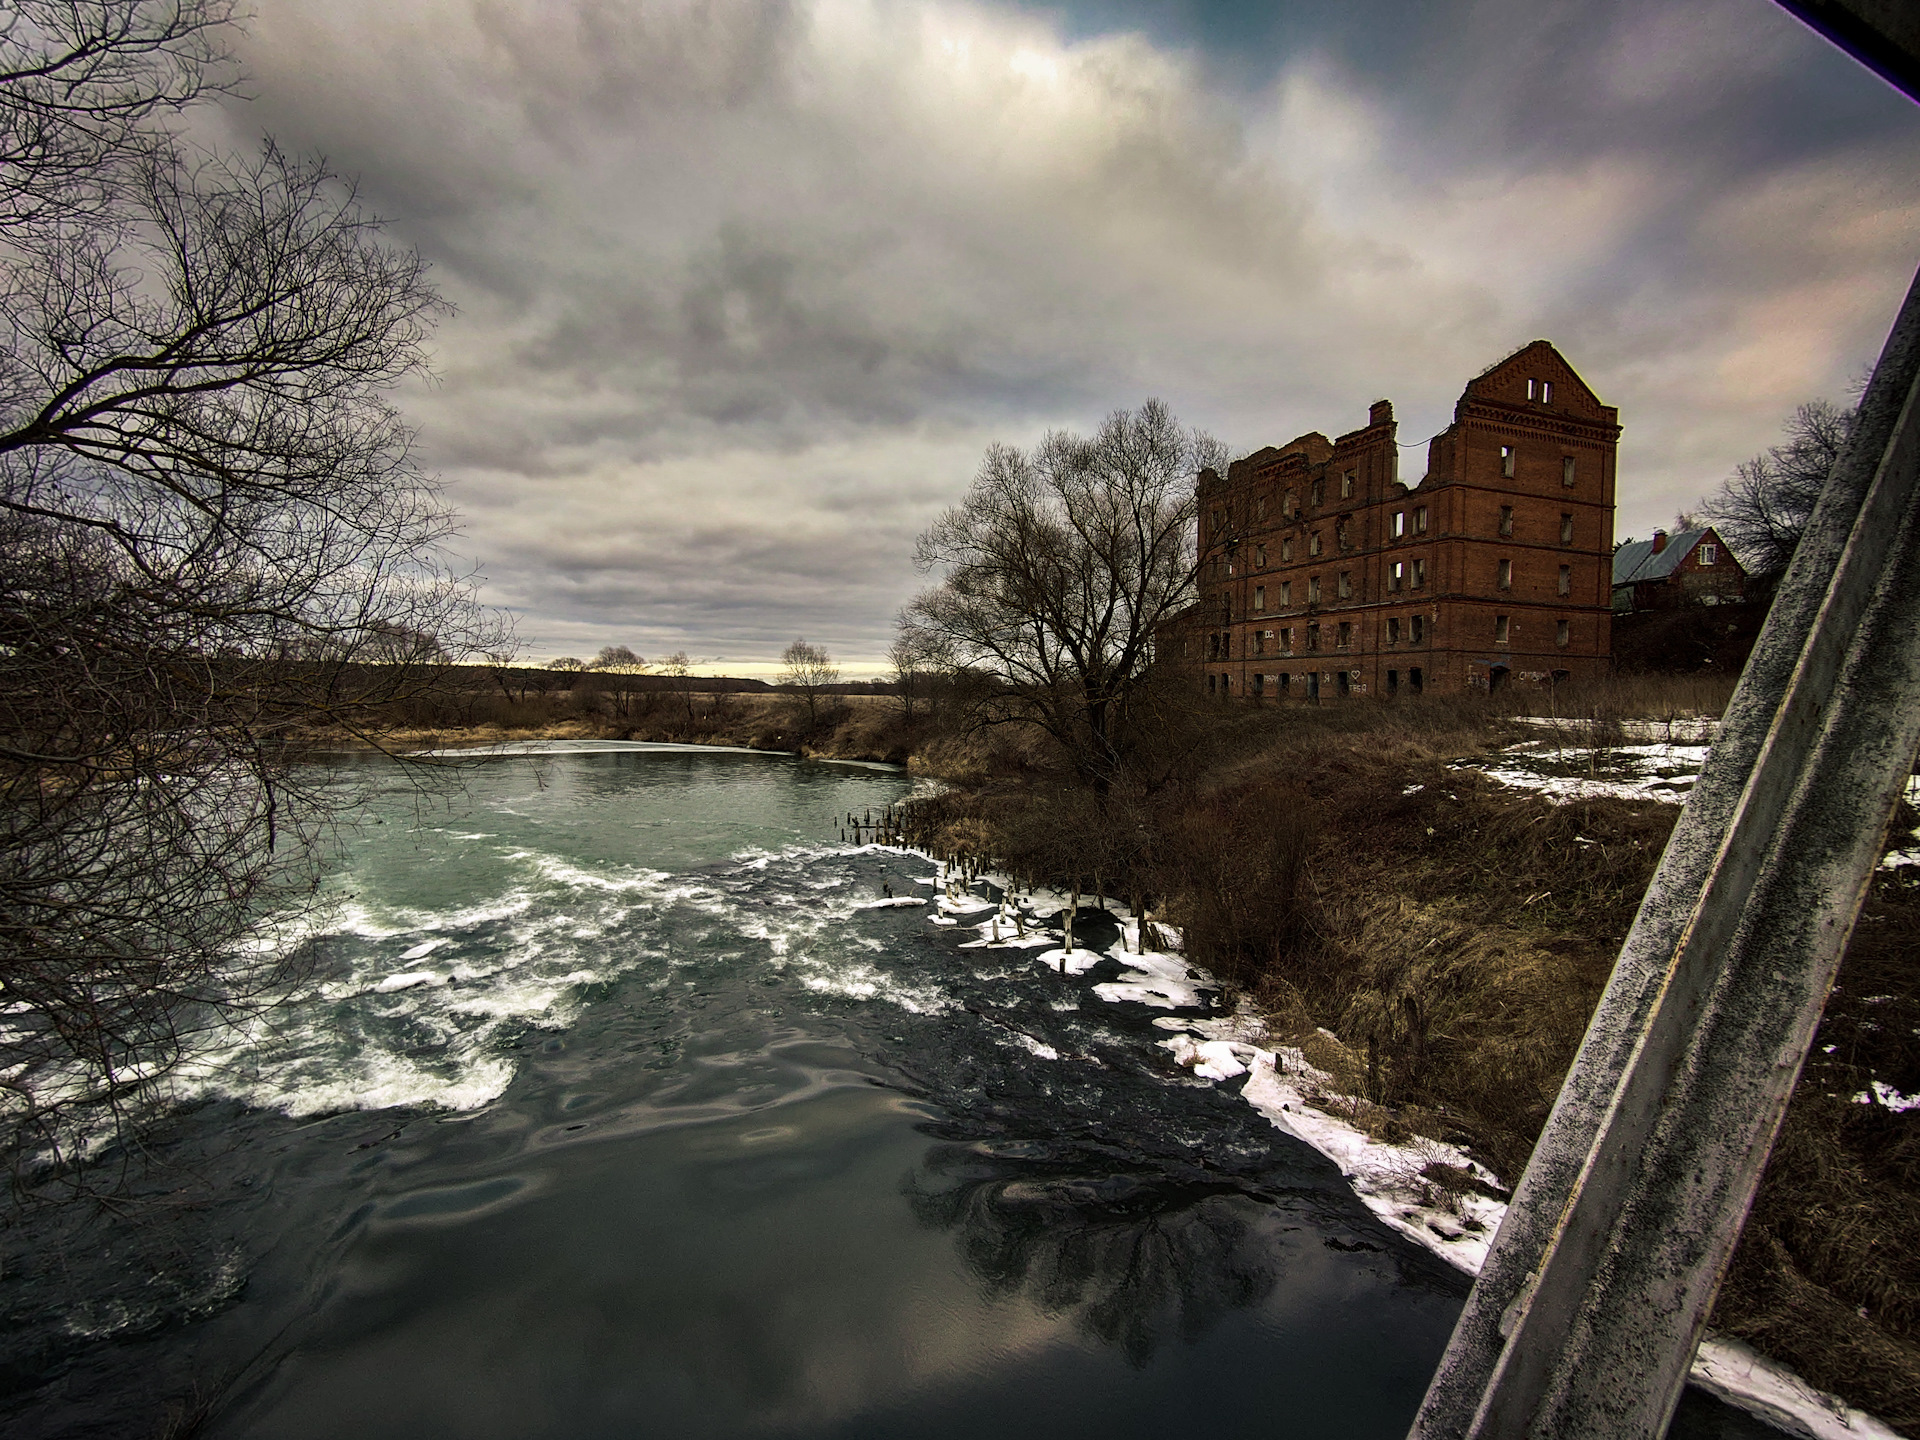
(779, 638), (838, 728)
(1701, 399), (1856, 579)
(902, 399), (1226, 792)
(888, 628), (951, 724)
(0, 1), (503, 1191)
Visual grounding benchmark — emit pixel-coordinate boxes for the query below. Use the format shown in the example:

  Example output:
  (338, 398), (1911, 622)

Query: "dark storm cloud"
(214, 0), (1920, 668)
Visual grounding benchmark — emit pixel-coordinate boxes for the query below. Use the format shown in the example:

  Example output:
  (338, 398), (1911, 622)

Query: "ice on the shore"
(1035, 947), (1103, 975)
(1156, 1008), (1900, 1440)
(1094, 950), (1208, 1009)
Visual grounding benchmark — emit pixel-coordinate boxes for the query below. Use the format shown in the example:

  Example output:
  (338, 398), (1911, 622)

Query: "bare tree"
(779, 638), (839, 729)
(1701, 400), (1856, 578)
(659, 650), (696, 720)
(0, 1), (501, 1192)
(589, 645), (648, 672)
(548, 656), (586, 672)
(888, 629), (949, 724)
(901, 399), (1226, 791)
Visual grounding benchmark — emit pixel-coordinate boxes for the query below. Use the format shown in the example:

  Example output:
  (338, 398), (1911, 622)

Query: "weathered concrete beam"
(1408, 262), (1920, 1439)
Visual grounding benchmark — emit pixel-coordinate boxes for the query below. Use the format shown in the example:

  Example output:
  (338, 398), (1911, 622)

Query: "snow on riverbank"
(1164, 1006), (1902, 1438)
(1470, 732), (1920, 880)
(1457, 738), (1712, 803)
(906, 850), (1900, 1440)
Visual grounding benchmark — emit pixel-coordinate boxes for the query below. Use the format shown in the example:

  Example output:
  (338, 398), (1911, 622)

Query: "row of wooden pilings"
(836, 802), (989, 889)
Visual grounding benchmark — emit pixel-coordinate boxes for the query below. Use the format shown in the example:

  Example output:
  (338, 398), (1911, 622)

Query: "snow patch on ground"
(1154, 1005), (1900, 1440)
(1461, 740), (1712, 804)
(1852, 1080), (1920, 1114)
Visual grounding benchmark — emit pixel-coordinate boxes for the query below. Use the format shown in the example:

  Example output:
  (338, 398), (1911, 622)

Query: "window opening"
(1495, 614), (1510, 643)
(1393, 510), (1406, 539)
(1410, 666), (1424, 694)
(1560, 513), (1573, 544)
(1390, 561), (1405, 591)
(1387, 616), (1401, 644)
(1255, 543), (1266, 569)
(1559, 564), (1571, 597)
(1700, 543), (1718, 566)
(1498, 558), (1512, 590)
(1556, 619), (1570, 647)
(1499, 505), (1513, 537)
(1308, 575), (1321, 604)
(1414, 506), (1428, 534)
(1562, 456), (1576, 487)
(1309, 531), (1323, 557)
(1254, 585), (1265, 613)
(1341, 470), (1355, 499)
(1500, 444), (1516, 478)
(1338, 570), (1352, 599)
(1411, 614), (1425, 644)
(1336, 621), (1351, 649)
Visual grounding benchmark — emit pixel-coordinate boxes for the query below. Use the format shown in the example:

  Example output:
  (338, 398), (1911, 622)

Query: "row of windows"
(1208, 609), (1574, 658)
(1216, 506), (1580, 581)
(1493, 615), (1573, 646)
(1209, 466), (1371, 538)
(1235, 556), (1573, 615)
(1500, 447), (1580, 487)
(1208, 668), (1427, 698)
(1226, 613), (1430, 657)
(1499, 508), (1578, 544)
(1211, 446), (1583, 541)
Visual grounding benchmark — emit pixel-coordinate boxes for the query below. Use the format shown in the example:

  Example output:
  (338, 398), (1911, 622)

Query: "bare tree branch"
(0, 1), (506, 1200)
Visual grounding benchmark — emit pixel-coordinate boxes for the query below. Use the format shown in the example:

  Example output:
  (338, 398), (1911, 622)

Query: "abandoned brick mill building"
(1177, 341), (1619, 698)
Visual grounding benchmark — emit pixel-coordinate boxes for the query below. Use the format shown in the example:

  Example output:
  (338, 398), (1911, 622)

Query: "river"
(0, 745), (1774, 1437)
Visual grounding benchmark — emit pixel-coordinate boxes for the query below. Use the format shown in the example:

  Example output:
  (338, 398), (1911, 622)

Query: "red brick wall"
(1194, 341), (1620, 698)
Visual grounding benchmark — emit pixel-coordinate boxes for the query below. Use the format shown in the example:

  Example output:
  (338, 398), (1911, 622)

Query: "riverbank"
(330, 690), (926, 765)
(888, 693), (1918, 1437)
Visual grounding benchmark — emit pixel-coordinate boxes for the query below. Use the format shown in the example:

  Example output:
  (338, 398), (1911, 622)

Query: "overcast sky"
(211, 0), (1920, 676)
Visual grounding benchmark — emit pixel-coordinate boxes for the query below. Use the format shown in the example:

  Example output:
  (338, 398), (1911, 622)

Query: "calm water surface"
(0, 748), (1773, 1438)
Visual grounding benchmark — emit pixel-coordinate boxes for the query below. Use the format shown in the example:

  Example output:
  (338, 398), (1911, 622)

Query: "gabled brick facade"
(1181, 341), (1619, 698)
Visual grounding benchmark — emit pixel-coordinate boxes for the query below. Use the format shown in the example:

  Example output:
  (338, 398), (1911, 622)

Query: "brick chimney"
(1651, 529), (1668, 554)
(1369, 399), (1393, 427)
